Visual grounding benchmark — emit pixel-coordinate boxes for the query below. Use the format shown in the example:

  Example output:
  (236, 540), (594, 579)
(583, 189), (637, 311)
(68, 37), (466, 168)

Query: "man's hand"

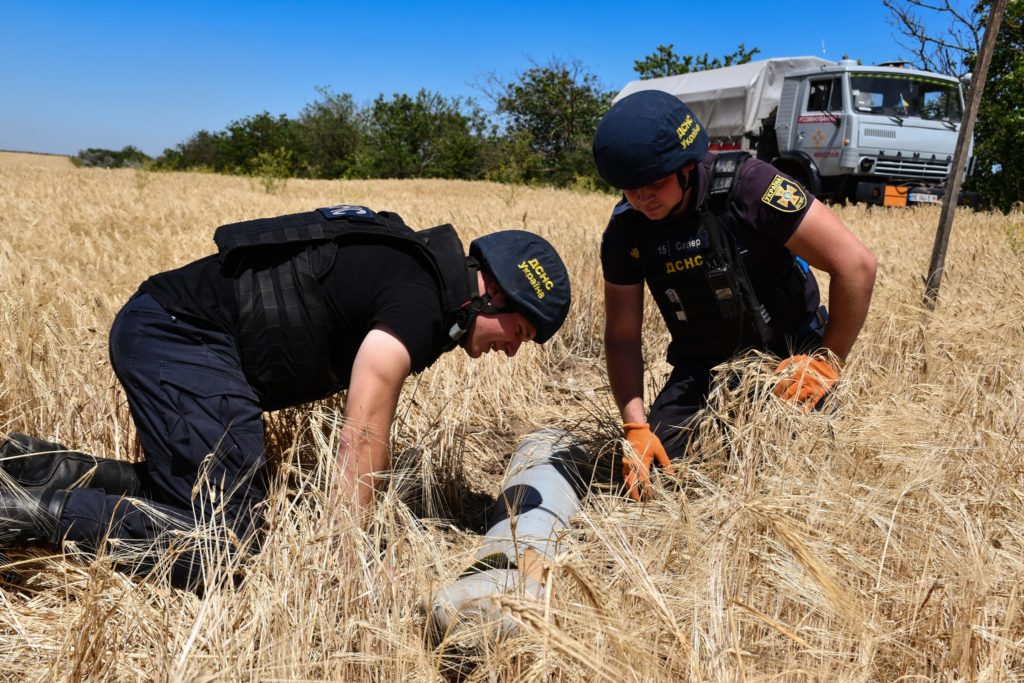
(772, 354), (840, 410)
(622, 423), (672, 501)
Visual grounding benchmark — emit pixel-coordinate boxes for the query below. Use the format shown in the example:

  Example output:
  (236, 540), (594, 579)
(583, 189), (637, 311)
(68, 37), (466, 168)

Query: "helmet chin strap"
(666, 166), (693, 216)
(448, 257), (502, 344)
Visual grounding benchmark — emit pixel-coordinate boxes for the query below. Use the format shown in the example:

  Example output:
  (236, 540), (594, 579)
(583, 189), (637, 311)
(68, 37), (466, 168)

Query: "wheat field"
(1, 154), (1022, 681)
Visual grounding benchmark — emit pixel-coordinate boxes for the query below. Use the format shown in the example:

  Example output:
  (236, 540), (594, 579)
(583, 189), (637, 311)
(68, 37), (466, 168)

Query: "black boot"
(1, 432), (141, 496)
(0, 486), (69, 547)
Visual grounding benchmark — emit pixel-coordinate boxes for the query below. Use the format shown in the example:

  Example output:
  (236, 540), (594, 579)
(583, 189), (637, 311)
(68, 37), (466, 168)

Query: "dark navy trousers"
(60, 293), (268, 587)
(649, 310), (827, 458)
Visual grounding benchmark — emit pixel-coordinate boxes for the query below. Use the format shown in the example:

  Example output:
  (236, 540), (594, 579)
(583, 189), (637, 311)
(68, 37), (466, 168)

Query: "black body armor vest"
(632, 152), (811, 361)
(214, 205), (472, 410)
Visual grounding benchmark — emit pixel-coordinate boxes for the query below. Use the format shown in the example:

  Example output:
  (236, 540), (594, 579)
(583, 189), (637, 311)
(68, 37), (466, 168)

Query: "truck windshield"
(850, 73), (962, 122)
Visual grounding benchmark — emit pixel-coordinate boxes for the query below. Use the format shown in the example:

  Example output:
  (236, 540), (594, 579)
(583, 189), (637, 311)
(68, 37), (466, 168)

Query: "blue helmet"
(469, 230), (571, 344)
(592, 90), (709, 189)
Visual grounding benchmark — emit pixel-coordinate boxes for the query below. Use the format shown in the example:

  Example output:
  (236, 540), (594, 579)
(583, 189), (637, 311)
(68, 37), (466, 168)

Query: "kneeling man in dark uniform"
(1, 204), (571, 587)
(592, 91), (877, 500)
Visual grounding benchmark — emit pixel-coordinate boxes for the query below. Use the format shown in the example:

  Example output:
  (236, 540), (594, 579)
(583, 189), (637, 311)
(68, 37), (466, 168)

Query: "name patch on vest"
(317, 204), (377, 221)
(665, 254), (704, 273)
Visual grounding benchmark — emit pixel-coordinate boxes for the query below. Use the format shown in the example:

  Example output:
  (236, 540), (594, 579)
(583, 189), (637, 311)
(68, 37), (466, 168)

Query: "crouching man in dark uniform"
(591, 91), (877, 500)
(0, 204), (571, 587)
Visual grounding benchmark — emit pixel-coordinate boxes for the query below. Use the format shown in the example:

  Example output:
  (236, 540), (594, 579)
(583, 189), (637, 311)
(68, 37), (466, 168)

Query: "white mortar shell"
(430, 428), (586, 637)
(430, 569), (542, 638)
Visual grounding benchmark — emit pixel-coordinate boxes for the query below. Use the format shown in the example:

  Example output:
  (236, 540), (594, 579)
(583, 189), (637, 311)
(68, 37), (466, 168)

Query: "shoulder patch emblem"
(761, 175), (807, 213)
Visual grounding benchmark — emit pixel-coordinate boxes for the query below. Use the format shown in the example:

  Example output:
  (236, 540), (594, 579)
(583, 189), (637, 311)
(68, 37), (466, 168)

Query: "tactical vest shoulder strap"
(410, 223), (474, 331)
(705, 151), (752, 215)
(215, 207), (414, 270)
(698, 152), (773, 346)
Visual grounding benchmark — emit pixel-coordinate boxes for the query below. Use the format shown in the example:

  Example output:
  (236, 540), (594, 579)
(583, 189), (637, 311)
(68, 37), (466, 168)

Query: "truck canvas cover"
(615, 57), (834, 141)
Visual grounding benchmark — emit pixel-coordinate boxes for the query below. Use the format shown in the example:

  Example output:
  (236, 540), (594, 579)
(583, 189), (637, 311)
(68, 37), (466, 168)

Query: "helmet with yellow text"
(468, 231), (571, 344)
(592, 90), (709, 189)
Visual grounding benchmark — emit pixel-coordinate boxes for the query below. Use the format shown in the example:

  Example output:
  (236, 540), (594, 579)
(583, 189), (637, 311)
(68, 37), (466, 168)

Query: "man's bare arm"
(335, 324), (412, 518)
(785, 200), (877, 360)
(604, 281), (647, 423)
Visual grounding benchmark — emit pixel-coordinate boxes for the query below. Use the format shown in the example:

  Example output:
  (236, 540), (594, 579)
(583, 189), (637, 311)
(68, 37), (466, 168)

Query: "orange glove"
(772, 354), (840, 409)
(622, 423), (672, 501)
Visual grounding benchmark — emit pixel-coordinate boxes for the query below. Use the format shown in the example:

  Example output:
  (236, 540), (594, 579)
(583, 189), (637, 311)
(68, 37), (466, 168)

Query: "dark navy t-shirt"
(320, 240), (447, 377)
(600, 153), (821, 362)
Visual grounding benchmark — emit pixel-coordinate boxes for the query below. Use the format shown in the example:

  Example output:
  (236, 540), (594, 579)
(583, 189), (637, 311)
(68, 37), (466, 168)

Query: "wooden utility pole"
(922, 0), (1007, 310)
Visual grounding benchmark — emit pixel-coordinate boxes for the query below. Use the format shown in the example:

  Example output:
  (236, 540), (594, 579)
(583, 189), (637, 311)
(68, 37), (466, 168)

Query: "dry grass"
(0, 151), (74, 170)
(1, 159), (1022, 681)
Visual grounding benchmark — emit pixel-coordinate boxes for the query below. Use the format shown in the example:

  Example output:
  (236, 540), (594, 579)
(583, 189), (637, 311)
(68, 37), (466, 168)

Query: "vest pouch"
(704, 263), (743, 320)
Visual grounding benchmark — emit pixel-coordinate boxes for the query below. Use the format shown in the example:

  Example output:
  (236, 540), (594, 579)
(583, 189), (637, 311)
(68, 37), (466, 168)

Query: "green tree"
(352, 89), (488, 179)
(249, 147), (293, 194)
(885, 0), (1023, 210)
(969, 0), (1023, 211)
(220, 111), (304, 176)
(296, 86), (363, 179)
(74, 145), (151, 169)
(154, 130), (225, 171)
(153, 112), (303, 176)
(633, 43), (760, 79)
(490, 58), (613, 187)
(480, 131), (545, 185)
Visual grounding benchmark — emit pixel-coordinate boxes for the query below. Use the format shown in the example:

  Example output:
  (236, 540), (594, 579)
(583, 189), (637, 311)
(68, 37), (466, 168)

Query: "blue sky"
(2, 1), (927, 157)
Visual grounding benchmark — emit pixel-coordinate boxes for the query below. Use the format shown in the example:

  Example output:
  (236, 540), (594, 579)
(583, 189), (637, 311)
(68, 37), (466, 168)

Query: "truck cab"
(772, 60), (971, 205)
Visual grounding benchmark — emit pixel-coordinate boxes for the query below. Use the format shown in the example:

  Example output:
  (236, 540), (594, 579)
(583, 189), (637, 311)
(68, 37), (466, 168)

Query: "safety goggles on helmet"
(592, 90), (709, 190)
(468, 230), (571, 344)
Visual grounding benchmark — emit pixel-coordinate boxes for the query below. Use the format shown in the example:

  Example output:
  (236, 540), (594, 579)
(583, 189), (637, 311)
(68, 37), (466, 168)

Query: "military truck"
(615, 57), (974, 206)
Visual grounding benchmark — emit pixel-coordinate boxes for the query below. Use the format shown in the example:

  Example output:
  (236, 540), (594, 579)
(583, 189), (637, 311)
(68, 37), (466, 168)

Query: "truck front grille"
(873, 156), (950, 181)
